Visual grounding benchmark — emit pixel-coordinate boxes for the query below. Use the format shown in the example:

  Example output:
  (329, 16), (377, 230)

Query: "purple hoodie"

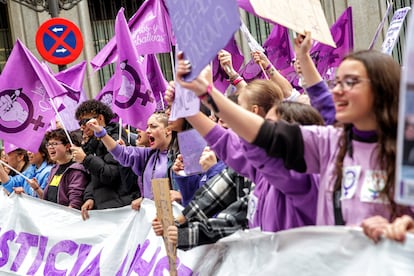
(110, 144), (168, 200)
(204, 125), (319, 232)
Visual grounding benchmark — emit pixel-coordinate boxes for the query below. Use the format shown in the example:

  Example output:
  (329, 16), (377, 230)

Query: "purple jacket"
(43, 163), (88, 210)
(204, 125), (319, 232)
(110, 144), (168, 200)
(306, 80), (336, 125)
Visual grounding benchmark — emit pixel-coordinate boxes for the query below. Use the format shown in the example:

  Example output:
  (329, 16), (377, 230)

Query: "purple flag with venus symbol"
(0, 40), (65, 152)
(112, 8), (156, 130)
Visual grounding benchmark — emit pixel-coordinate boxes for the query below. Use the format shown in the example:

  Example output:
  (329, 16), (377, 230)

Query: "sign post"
(35, 17), (83, 66)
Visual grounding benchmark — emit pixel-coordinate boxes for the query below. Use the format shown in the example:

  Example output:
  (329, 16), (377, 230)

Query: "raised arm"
(85, 118), (118, 150)
(294, 31), (323, 87)
(175, 53), (264, 143)
(218, 50), (247, 90)
(252, 51), (293, 98)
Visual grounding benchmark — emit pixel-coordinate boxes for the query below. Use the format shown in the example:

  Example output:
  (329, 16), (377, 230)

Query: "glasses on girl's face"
(46, 142), (63, 148)
(78, 116), (97, 127)
(327, 75), (370, 91)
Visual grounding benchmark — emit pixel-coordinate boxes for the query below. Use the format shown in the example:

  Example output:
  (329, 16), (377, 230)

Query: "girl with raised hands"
(167, 63), (321, 232)
(174, 37), (414, 230)
(86, 111), (172, 208)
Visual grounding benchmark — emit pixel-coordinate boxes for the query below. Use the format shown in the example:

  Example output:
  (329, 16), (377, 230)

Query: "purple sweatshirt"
(300, 125), (414, 225)
(110, 144), (168, 200)
(204, 125), (318, 232)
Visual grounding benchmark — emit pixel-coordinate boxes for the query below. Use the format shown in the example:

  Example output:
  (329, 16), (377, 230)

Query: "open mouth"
(335, 101), (348, 110)
(149, 136), (155, 146)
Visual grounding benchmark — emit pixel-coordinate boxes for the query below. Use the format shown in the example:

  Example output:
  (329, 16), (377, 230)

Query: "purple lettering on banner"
(44, 240), (78, 276)
(0, 230), (16, 267)
(27, 235), (48, 276)
(77, 249), (102, 276)
(127, 239), (160, 276)
(68, 244), (93, 276)
(115, 253), (129, 276)
(10, 232), (39, 273)
(153, 256), (192, 276)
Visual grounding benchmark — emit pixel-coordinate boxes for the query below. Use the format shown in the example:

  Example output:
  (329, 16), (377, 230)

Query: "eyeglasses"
(46, 142), (64, 148)
(78, 116), (97, 127)
(327, 76), (370, 91)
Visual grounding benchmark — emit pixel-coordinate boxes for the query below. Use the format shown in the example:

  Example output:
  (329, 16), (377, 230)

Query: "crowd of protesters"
(1, 29), (414, 259)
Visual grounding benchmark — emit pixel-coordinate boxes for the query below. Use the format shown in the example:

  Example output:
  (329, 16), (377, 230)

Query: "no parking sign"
(35, 18), (83, 65)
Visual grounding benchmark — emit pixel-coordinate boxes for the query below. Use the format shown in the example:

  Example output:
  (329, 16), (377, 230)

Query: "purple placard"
(164, 0), (241, 81)
(177, 129), (207, 175)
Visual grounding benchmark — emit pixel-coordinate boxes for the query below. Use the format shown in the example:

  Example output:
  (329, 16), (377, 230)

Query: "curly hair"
(75, 100), (115, 125)
(332, 50), (402, 219)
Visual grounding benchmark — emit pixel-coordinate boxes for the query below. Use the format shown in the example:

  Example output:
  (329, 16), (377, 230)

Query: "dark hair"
(12, 148), (29, 163)
(275, 101), (325, 126)
(45, 128), (71, 145)
(333, 50), (401, 218)
(69, 129), (83, 147)
(75, 100), (115, 125)
(38, 137), (53, 165)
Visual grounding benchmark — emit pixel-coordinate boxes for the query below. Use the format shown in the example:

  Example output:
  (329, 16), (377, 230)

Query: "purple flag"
(310, 7), (353, 80)
(55, 61), (87, 101)
(212, 37), (244, 94)
(52, 61), (88, 131)
(237, 0), (255, 13)
(146, 54), (168, 111)
(164, 0), (241, 81)
(0, 40), (65, 153)
(91, 0), (175, 70)
(95, 76), (119, 123)
(112, 8), (156, 130)
(240, 58), (262, 82)
(264, 24), (295, 71)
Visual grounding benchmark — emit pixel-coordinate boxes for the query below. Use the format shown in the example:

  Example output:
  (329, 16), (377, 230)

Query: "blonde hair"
(240, 79), (284, 113)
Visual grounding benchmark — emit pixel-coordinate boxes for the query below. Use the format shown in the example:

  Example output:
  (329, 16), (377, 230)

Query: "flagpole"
(0, 160), (31, 182)
(159, 91), (165, 110)
(127, 124), (131, 144)
(49, 98), (74, 146)
(169, 51), (176, 81)
(369, 1), (393, 49)
(119, 117), (123, 141)
(259, 63), (269, 80)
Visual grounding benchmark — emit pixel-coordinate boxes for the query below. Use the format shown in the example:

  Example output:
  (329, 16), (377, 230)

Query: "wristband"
(228, 73), (240, 83)
(94, 128), (107, 138)
(198, 83), (213, 101)
(232, 76), (244, 86)
(265, 63), (272, 71)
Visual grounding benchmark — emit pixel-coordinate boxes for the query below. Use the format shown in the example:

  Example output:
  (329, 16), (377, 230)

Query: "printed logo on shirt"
(49, 175), (62, 187)
(247, 192), (258, 224)
(341, 166), (361, 200)
(360, 170), (389, 203)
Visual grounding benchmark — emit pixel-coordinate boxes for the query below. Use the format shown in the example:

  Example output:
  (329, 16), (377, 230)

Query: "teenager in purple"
(86, 111), (171, 208)
(175, 32), (414, 231)
(168, 75), (321, 232)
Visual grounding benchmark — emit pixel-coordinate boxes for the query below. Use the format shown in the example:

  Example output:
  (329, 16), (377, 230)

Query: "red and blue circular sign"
(35, 18), (83, 65)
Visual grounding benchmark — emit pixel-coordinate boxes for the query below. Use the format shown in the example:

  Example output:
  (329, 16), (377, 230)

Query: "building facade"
(0, 0), (412, 98)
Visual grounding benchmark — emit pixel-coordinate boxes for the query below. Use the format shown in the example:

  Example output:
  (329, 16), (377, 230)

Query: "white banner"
(0, 189), (413, 275)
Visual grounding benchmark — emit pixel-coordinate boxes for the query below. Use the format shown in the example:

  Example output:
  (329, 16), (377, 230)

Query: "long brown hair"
(333, 50), (401, 218)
